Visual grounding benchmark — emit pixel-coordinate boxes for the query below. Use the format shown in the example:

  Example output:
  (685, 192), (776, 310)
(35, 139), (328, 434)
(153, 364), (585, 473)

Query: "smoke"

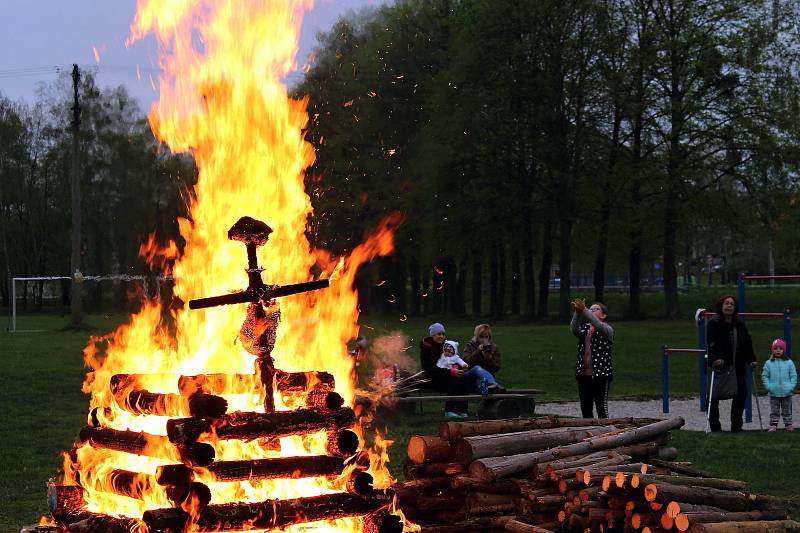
(368, 331), (416, 375)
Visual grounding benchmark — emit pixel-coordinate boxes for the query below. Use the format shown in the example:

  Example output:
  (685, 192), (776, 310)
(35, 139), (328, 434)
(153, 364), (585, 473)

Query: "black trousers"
(430, 368), (469, 414)
(577, 376), (611, 418)
(708, 367), (748, 432)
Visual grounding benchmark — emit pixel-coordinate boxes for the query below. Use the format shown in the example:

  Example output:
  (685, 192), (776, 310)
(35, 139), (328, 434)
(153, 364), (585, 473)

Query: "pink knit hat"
(772, 339), (787, 352)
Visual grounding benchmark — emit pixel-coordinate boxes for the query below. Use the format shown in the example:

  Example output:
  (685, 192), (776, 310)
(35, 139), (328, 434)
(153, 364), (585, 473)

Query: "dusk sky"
(0, 0), (388, 109)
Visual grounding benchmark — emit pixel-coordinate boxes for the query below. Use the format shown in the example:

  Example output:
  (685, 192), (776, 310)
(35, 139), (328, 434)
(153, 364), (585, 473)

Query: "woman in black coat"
(706, 295), (756, 432)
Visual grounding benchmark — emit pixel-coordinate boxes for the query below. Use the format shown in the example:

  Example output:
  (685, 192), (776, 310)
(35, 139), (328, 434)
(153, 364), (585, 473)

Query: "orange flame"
(62, 1), (402, 531)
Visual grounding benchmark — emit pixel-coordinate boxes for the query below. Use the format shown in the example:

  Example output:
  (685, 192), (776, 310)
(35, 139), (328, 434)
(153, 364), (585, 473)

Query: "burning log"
(275, 369), (336, 392)
(205, 455), (346, 481)
(142, 492), (389, 531)
(79, 426), (215, 467)
(106, 469), (176, 503)
(469, 417), (685, 481)
(452, 425), (620, 463)
(166, 407), (355, 444)
(305, 387), (345, 411)
(347, 471), (375, 496)
(117, 388), (227, 417)
(177, 373), (261, 395)
(363, 505), (404, 533)
(47, 483), (145, 532)
(155, 464), (194, 486)
(326, 428), (360, 457)
(47, 483), (86, 517)
(110, 374), (228, 418)
(54, 513), (143, 533)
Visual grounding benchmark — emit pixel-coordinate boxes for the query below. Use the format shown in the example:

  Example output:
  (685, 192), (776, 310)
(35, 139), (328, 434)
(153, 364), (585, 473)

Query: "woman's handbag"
(707, 327), (739, 401)
(708, 364), (738, 400)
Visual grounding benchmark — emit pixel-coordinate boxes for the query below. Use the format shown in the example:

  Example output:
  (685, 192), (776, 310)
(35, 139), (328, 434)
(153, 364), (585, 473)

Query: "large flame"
(63, 1), (399, 531)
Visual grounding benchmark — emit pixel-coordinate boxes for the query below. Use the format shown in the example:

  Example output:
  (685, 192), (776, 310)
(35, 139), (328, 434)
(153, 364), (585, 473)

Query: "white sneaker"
(444, 411), (461, 419)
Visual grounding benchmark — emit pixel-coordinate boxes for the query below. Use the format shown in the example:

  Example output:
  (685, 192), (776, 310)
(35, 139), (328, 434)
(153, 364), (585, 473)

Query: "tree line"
(0, 74), (196, 311)
(2, 0), (800, 320)
(294, 0), (800, 319)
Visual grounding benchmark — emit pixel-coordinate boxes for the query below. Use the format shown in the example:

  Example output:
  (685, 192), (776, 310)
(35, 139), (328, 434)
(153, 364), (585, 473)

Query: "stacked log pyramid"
(48, 364), (401, 533)
(44, 216), (403, 533)
(397, 416), (799, 533)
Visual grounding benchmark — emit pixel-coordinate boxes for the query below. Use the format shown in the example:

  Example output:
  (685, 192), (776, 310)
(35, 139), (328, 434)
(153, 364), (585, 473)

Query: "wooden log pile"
(50, 367), (394, 532)
(396, 416), (799, 533)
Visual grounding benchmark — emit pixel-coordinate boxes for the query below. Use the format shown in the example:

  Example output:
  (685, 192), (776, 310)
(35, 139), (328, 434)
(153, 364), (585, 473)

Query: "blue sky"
(0, 0), (387, 108)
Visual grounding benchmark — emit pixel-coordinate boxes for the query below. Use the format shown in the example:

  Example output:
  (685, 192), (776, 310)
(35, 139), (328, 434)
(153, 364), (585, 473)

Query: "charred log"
(79, 426), (214, 467)
(155, 464), (194, 486)
(326, 428), (360, 457)
(177, 373), (261, 395)
(206, 455), (346, 481)
(306, 387), (344, 411)
(142, 492), (388, 531)
(347, 471), (375, 496)
(110, 374), (227, 417)
(166, 407), (355, 444)
(275, 370), (335, 392)
(47, 483), (86, 517)
(54, 513), (142, 533)
(362, 505), (404, 533)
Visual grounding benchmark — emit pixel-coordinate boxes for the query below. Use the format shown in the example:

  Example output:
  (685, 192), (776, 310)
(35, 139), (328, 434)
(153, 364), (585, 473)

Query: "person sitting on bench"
(463, 324), (501, 375)
(420, 322), (469, 418)
(437, 340), (504, 396)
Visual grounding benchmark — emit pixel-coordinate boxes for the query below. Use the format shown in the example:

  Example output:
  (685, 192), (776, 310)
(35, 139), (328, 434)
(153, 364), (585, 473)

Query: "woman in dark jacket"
(706, 295), (756, 432)
(419, 322), (468, 418)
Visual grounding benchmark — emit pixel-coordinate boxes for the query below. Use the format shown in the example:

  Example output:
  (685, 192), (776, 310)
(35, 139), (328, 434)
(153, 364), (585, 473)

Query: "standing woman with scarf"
(706, 295), (756, 432)
(570, 298), (614, 418)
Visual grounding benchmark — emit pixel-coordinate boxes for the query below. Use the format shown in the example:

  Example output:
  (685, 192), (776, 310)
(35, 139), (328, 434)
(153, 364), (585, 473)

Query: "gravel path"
(536, 395), (800, 432)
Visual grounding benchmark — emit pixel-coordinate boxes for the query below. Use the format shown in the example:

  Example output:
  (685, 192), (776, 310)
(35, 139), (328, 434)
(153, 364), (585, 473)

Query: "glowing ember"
(56, 1), (402, 531)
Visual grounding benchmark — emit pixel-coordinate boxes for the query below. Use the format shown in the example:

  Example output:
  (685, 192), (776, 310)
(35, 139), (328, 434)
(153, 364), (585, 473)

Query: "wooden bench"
(396, 388), (543, 419)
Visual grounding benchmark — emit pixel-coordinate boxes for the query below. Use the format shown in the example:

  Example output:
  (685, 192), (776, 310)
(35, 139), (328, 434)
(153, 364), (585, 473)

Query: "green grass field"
(1, 308), (798, 530)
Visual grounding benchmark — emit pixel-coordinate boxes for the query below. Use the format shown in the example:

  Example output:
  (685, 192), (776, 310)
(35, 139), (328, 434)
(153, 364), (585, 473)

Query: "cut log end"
(407, 435), (453, 465)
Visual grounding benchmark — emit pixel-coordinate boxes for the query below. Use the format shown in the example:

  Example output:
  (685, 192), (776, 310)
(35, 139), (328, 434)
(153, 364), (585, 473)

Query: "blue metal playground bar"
(661, 346), (705, 414)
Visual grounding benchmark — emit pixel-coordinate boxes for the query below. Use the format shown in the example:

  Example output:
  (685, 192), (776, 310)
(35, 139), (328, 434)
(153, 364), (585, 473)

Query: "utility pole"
(69, 64), (83, 328)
